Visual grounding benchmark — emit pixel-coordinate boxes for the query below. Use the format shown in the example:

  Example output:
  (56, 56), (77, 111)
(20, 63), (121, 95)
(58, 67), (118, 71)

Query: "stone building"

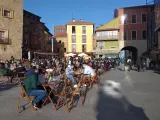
(0, 0), (23, 60)
(54, 25), (67, 55)
(23, 10), (52, 59)
(42, 25), (53, 52)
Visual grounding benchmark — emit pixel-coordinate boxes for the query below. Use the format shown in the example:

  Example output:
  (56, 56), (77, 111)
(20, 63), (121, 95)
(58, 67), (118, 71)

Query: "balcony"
(0, 38), (12, 44)
(96, 35), (118, 41)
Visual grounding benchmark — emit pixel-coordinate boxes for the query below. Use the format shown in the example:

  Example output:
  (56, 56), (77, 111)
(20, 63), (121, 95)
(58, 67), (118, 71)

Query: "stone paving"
(0, 69), (160, 120)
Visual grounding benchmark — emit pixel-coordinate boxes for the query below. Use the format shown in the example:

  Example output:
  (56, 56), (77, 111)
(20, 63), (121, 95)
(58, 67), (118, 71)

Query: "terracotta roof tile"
(54, 26), (66, 29)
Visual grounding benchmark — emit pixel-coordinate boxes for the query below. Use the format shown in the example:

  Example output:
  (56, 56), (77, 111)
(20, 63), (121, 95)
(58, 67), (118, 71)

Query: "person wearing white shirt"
(83, 64), (95, 77)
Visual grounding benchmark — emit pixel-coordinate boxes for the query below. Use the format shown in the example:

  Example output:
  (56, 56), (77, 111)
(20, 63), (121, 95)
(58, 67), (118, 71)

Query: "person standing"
(146, 57), (150, 69)
(137, 57), (141, 72)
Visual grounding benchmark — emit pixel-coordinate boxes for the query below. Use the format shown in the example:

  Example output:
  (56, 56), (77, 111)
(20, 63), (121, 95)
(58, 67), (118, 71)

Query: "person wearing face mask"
(65, 63), (77, 88)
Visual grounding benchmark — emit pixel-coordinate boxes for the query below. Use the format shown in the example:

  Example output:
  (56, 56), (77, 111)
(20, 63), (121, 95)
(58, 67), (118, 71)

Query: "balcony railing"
(0, 39), (12, 44)
(96, 35), (118, 40)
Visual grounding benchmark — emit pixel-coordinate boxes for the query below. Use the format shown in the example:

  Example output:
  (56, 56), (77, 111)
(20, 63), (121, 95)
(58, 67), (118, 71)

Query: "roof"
(54, 26), (66, 29)
(23, 10), (41, 19)
(117, 4), (154, 10)
(66, 21), (94, 25)
(44, 25), (53, 36)
(96, 17), (120, 31)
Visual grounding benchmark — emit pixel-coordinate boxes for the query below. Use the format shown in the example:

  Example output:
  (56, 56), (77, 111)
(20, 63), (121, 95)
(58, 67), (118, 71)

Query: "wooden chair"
(56, 79), (73, 112)
(73, 74), (90, 106)
(41, 83), (58, 110)
(17, 81), (36, 113)
(90, 71), (100, 88)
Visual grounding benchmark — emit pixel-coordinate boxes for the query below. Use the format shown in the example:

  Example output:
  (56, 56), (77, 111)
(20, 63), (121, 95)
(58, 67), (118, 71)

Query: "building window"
(124, 31), (127, 40)
(82, 35), (86, 43)
(82, 44), (86, 52)
(3, 9), (13, 18)
(124, 14), (127, 24)
(64, 48), (66, 52)
(142, 13), (147, 23)
(96, 32), (100, 36)
(72, 44), (76, 52)
(72, 26), (76, 33)
(55, 29), (64, 32)
(131, 31), (137, 40)
(82, 26), (86, 34)
(72, 35), (76, 43)
(132, 14), (137, 23)
(57, 48), (59, 53)
(0, 30), (8, 43)
(142, 30), (147, 39)
(99, 42), (103, 49)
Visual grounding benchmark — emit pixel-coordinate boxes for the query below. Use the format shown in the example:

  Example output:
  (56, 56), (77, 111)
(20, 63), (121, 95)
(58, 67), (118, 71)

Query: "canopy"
(65, 53), (76, 57)
(105, 53), (118, 58)
(78, 53), (88, 57)
(34, 52), (58, 56)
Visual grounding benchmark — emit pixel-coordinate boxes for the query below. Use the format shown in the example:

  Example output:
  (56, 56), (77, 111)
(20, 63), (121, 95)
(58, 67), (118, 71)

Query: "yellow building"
(66, 19), (94, 54)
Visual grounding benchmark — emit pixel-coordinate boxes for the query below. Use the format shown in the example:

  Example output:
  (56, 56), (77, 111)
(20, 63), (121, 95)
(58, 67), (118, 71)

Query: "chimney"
(80, 19), (83, 22)
(72, 18), (75, 22)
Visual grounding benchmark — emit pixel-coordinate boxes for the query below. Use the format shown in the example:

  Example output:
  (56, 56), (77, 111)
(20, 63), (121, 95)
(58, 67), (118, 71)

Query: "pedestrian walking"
(137, 57), (141, 72)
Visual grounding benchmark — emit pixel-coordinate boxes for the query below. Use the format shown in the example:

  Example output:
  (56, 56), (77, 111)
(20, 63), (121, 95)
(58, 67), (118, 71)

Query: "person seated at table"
(38, 69), (46, 85)
(65, 63), (77, 88)
(82, 64), (96, 80)
(23, 65), (46, 109)
(0, 62), (14, 82)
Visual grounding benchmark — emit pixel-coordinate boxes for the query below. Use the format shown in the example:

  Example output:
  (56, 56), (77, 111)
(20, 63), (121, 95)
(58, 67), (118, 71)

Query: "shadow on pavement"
(0, 82), (17, 92)
(153, 68), (160, 74)
(95, 81), (150, 120)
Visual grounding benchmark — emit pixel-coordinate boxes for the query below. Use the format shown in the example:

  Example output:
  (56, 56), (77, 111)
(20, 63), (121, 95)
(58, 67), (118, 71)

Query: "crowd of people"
(0, 55), (114, 109)
(0, 55), (154, 109)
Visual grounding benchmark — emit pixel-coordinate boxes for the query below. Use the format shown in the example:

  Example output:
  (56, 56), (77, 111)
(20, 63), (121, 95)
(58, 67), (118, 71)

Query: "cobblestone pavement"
(0, 69), (160, 120)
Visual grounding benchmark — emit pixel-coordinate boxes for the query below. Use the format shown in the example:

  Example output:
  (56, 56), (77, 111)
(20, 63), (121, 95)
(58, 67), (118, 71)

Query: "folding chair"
(41, 83), (57, 110)
(56, 80), (73, 112)
(78, 75), (90, 106)
(17, 81), (36, 113)
(90, 72), (100, 88)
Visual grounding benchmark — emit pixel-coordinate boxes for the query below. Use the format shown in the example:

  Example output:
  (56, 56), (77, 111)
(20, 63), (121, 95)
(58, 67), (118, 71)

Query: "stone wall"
(119, 40), (147, 57)
(0, 0), (23, 60)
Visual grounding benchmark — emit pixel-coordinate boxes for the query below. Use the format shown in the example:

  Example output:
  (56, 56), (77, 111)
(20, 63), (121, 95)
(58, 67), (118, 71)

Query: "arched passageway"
(120, 46), (138, 63)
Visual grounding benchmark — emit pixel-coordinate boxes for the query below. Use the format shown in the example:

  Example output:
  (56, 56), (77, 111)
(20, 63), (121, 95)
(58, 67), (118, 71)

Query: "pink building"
(114, 5), (153, 57)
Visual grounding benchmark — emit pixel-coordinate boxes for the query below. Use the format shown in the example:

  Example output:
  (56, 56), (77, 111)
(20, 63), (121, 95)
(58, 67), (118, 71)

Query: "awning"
(105, 53), (119, 58)
(34, 52), (58, 56)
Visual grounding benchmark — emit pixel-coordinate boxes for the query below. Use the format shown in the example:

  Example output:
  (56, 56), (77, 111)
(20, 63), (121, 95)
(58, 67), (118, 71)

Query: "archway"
(120, 46), (138, 63)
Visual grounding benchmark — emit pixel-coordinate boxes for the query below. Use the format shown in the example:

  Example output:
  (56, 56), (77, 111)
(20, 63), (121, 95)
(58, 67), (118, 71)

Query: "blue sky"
(24, 0), (147, 33)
